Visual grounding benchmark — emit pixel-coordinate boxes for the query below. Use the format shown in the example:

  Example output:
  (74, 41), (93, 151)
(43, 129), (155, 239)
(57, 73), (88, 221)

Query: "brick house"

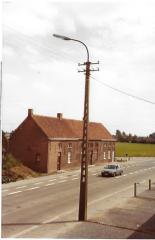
(9, 109), (116, 173)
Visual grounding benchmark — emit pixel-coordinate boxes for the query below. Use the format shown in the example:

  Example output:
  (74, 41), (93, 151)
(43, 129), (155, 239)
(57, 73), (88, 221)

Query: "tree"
(116, 130), (123, 141)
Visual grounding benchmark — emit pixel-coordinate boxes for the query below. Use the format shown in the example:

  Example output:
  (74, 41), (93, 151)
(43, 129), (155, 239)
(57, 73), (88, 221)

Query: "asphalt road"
(2, 157), (155, 238)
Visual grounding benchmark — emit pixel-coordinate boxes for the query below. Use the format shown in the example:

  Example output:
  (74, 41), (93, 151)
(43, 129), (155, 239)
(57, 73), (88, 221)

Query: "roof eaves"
(48, 137), (81, 141)
(101, 138), (117, 142)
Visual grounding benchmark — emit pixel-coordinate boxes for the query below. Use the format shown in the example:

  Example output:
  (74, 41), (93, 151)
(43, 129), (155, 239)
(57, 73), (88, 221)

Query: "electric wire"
(90, 76), (155, 105)
(4, 25), (155, 105)
(4, 25), (79, 63)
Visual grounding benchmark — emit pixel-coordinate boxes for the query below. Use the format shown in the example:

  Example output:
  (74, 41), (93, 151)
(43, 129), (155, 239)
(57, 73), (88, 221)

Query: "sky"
(2, 0), (155, 136)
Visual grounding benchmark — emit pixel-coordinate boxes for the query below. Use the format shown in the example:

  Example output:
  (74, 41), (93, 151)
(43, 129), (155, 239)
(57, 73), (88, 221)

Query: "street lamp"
(53, 34), (98, 221)
(53, 34), (89, 62)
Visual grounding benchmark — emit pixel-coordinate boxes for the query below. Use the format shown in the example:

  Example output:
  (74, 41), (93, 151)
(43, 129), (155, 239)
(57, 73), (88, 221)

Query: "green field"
(115, 142), (155, 157)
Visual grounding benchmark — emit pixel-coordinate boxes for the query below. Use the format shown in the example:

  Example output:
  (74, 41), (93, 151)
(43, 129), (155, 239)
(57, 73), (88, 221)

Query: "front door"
(57, 152), (61, 170)
(90, 151), (93, 165)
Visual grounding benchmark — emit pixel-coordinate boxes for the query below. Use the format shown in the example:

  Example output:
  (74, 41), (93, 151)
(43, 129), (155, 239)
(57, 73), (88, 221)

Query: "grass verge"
(115, 142), (155, 157)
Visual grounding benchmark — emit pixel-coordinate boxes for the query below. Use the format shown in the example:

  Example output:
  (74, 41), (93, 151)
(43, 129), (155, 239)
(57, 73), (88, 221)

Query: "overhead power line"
(4, 25), (155, 105)
(91, 76), (155, 105)
(4, 25), (79, 63)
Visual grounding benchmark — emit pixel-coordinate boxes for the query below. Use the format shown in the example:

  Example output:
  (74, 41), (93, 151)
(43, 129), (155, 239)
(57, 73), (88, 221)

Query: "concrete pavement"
(48, 185), (155, 239)
(4, 183), (154, 238)
(2, 157), (155, 238)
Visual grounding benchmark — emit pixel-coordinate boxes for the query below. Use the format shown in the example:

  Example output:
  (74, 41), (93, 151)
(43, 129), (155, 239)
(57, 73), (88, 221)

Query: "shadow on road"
(128, 214), (155, 239)
(86, 219), (155, 238)
(3, 217), (155, 239)
(136, 196), (155, 201)
(2, 220), (78, 226)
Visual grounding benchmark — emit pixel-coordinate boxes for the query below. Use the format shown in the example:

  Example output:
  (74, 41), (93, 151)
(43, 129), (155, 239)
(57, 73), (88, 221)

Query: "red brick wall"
(47, 141), (58, 173)
(48, 140), (115, 171)
(9, 115), (115, 174)
(9, 116), (48, 173)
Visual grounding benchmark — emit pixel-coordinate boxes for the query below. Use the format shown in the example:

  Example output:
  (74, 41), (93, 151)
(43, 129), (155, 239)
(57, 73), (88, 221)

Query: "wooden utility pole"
(52, 33), (99, 221)
(78, 60), (99, 221)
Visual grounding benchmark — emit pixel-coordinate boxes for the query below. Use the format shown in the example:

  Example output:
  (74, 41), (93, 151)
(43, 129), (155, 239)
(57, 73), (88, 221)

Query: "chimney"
(57, 113), (63, 120)
(28, 109), (33, 117)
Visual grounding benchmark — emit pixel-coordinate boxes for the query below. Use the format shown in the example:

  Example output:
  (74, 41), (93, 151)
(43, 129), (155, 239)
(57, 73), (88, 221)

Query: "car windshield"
(104, 165), (117, 169)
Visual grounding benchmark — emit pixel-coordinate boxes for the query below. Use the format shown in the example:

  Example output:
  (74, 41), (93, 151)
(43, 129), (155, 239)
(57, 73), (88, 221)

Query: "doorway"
(57, 152), (61, 170)
(90, 151), (93, 165)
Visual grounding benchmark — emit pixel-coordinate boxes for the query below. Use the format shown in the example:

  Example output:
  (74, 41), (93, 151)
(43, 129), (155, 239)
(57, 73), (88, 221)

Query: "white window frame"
(68, 143), (72, 149)
(67, 151), (71, 164)
(112, 151), (115, 162)
(108, 151), (111, 160)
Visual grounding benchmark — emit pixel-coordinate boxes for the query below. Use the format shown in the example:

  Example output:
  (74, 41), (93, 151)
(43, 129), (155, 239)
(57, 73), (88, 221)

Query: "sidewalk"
(57, 185), (155, 239)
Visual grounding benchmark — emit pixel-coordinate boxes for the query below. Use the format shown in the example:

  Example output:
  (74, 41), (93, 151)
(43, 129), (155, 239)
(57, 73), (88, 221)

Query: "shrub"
(3, 153), (21, 170)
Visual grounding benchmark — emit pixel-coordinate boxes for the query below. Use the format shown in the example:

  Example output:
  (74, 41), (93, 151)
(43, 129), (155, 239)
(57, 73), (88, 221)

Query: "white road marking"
(26, 187), (40, 191)
(71, 174), (79, 177)
(58, 180), (67, 183)
(123, 174), (127, 177)
(34, 182), (43, 185)
(129, 172), (134, 174)
(42, 215), (60, 224)
(9, 184), (137, 238)
(140, 180), (146, 183)
(115, 176), (121, 179)
(2, 189), (8, 192)
(45, 183), (55, 186)
(10, 225), (39, 238)
(16, 186), (27, 189)
(71, 178), (78, 180)
(8, 191), (22, 195)
(58, 176), (68, 179)
(48, 179), (56, 182)
(89, 185), (133, 206)
(92, 173), (98, 176)
(10, 210), (75, 238)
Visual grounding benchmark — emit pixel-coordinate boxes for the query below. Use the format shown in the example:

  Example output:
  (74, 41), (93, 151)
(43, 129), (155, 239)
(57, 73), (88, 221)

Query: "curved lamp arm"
(53, 34), (89, 62)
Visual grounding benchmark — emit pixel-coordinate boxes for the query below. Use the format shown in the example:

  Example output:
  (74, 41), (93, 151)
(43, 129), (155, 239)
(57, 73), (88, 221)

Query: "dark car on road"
(101, 164), (123, 177)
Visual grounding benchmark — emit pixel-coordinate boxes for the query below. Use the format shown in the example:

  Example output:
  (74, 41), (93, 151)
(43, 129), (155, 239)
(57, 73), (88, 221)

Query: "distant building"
(9, 109), (116, 173)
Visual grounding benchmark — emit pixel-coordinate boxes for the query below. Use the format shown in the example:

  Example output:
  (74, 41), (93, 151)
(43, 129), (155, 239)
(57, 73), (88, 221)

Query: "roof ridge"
(33, 114), (56, 119)
(33, 114), (102, 124)
(33, 114), (83, 122)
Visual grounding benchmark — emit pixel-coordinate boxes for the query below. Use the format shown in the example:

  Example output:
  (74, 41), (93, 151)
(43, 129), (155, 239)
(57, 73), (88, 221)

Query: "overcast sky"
(2, 0), (155, 136)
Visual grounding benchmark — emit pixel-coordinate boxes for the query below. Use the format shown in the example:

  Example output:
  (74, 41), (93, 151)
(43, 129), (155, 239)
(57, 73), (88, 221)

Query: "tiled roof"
(32, 114), (114, 141)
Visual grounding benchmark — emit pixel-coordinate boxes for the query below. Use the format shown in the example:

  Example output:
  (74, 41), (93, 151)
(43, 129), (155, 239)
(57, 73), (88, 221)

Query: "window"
(68, 143), (72, 149)
(67, 151), (72, 164)
(58, 143), (62, 151)
(112, 151), (115, 162)
(103, 152), (106, 160)
(108, 151), (111, 160)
